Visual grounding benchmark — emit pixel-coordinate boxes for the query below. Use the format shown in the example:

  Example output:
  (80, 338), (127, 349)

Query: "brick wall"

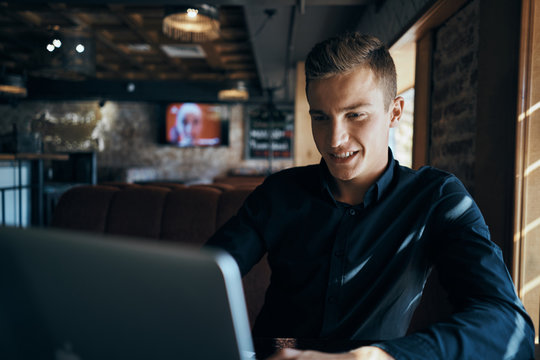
(429, 0), (479, 194)
(0, 101), (292, 183)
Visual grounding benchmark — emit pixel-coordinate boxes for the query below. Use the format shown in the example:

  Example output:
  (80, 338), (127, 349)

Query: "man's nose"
(329, 118), (348, 148)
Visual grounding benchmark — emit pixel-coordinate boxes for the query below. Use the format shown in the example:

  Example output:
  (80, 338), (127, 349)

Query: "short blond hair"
(305, 32), (397, 108)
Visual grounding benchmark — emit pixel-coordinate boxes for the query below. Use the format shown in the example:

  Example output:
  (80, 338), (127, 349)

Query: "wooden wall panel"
(412, 32), (433, 169)
(474, 0), (521, 265)
(293, 62), (320, 167)
(515, 0), (540, 347)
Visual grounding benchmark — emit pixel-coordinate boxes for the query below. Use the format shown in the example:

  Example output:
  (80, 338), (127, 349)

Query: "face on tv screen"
(165, 103), (228, 147)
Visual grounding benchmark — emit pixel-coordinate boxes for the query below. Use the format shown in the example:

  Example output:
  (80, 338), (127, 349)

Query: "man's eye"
(348, 113), (366, 119)
(311, 115), (327, 121)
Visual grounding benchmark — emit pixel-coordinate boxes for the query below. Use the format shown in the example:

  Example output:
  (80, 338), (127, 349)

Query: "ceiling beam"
(26, 76), (264, 102)
(47, 3), (151, 74)
(199, 42), (226, 70)
(106, 4), (189, 76)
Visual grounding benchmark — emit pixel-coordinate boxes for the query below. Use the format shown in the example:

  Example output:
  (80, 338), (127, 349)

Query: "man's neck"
(332, 180), (368, 205)
(330, 160), (389, 206)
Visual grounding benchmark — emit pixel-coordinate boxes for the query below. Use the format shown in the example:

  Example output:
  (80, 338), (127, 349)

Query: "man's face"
(183, 113), (202, 140)
(307, 66), (402, 187)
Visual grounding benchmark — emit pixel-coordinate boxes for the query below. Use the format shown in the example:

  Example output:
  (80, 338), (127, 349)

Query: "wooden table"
(0, 153), (69, 161)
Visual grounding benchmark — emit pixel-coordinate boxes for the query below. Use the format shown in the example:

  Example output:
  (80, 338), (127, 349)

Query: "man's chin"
(327, 167), (360, 183)
(324, 158), (360, 180)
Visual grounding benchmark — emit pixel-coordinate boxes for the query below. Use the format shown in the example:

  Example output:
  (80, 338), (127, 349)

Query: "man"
(206, 33), (534, 359)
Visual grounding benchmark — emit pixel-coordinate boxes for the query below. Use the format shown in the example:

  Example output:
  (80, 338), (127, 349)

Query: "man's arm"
(205, 183), (269, 275)
(267, 346), (394, 360)
(370, 179), (535, 359)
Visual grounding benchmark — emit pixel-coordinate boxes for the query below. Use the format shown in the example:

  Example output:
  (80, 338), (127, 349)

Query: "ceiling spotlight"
(218, 81), (249, 101)
(163, 4), (220, 42)
(187, 8), (198, 18)
(126, 82), (136, 93)
(40, 28), (96, 78)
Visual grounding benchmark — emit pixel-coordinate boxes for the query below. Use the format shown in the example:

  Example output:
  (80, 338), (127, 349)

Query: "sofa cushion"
(161, 187), (221, 246)
(140, 182), (186, 190)
(51, 185), (119, 232)
(106, 186), (170, 239)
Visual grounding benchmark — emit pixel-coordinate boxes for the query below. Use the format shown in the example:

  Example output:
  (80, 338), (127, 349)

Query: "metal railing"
(0, 184), (30, 227)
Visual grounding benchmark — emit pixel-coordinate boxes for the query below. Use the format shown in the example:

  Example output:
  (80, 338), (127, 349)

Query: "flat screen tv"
(164, 102), (229, 147)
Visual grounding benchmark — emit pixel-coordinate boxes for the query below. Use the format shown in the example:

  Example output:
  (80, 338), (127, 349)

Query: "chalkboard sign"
(245, 105), (293, 159)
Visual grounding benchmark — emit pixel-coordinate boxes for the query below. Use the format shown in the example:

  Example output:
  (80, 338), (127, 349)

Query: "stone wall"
(0, 101), (292, 183)
(429, 0), (479, 194)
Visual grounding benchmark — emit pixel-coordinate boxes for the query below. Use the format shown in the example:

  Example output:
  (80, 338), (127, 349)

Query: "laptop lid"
(0, 226), (255, 360)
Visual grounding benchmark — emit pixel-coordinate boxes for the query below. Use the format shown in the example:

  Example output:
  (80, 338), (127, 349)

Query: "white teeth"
(333, 152), (354, 158)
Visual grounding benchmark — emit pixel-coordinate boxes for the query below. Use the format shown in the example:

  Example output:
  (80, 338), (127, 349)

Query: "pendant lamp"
(163, 4), (220, 42)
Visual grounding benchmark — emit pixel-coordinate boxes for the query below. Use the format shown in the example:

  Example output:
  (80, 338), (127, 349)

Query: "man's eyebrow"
(340, 102), (372, 111)
(309, 102), (372, 115)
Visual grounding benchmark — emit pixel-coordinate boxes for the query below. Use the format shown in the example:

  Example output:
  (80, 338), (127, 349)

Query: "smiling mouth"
(330, 151), (358, 159)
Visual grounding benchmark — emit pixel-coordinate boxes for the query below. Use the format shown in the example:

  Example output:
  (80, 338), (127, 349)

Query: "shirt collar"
(318, 148), (396, 207)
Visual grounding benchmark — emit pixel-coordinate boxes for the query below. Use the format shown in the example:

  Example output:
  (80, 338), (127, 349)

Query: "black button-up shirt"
(206, 151), (534, 359)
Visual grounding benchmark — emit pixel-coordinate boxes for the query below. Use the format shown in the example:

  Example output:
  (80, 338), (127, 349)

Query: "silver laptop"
(0, 226), (255, 360)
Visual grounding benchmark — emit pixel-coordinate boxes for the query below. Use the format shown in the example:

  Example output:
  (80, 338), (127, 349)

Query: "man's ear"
(389, 96), (404, 128)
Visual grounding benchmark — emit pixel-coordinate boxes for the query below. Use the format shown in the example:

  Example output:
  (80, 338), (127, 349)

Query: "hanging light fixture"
(162, 4), (220, 42)
(40, 27), (96, 79)
(218, 81), (249, 101)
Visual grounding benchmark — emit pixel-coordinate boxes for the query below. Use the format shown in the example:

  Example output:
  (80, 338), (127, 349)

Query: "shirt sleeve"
(373, 176), (535, 360)
(204, 183), (270, 276)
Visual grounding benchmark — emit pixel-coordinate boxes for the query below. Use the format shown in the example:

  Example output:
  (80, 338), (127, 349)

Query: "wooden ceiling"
(0, 3), (258, 86)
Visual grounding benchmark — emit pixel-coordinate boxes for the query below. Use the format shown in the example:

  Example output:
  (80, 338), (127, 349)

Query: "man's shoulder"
(396, 164), (469, 197)
(397, 164), (456, 182)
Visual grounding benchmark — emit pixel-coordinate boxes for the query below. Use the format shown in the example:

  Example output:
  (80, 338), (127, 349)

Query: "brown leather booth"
(51, 182), (270, 327)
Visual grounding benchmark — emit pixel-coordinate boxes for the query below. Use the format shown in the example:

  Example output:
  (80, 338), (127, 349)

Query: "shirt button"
(348, 208), (356, 216)
(334, 250), (345, 257)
